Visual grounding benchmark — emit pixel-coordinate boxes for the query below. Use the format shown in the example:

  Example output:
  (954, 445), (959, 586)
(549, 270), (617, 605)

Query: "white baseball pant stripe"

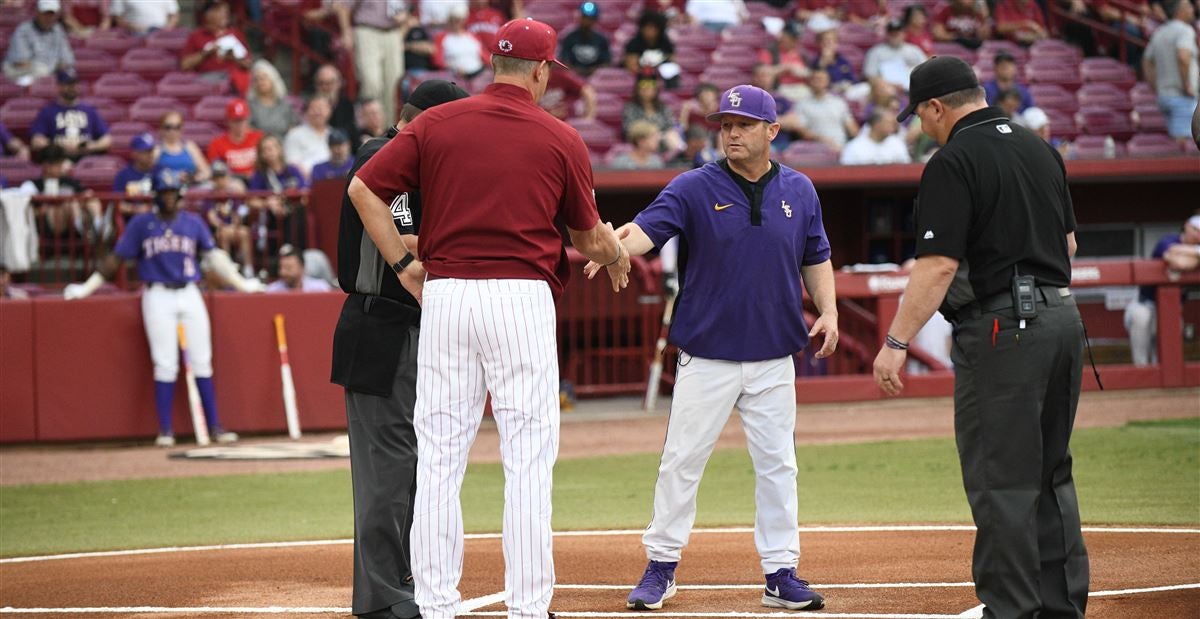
(412, 278), (559, 619)
(642, 353), (801, 574)
(142, 283), (212, 382)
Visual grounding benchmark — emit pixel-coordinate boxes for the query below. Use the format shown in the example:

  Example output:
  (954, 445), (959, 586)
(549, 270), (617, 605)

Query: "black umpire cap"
(897, 56), (980, 122)
(408, 80), (470, 111)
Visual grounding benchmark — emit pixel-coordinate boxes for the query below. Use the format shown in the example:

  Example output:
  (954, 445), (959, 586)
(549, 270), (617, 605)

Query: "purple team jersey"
(634, 160), (831, 361)
(30, 102), (109, 149)
(113, 211), (215, 284)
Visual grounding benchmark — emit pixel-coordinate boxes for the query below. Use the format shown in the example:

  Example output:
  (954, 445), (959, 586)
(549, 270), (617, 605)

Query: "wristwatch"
(391, 251), (416, 274)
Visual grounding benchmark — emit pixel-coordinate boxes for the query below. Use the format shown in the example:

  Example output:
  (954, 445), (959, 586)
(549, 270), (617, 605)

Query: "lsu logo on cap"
(498, 39), (513, 52)
(728, 90), (742, 108)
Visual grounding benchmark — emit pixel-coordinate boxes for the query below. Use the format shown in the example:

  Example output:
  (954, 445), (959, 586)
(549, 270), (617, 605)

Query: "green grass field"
(1, 418), (1196, 558)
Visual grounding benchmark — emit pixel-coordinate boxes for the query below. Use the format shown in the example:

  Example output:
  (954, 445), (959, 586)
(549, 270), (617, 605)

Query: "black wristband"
(885, 334), (909, 350)
(391, 251), (415, 274)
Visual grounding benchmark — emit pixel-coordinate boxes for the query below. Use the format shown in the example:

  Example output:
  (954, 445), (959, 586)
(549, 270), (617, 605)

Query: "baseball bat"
(177, 323), (211, 446)
(274, 314), (302, 440)
(644, 293), (676, 412)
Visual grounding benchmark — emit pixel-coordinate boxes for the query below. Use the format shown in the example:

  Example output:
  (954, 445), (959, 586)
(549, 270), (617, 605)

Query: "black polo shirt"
(914, 106), (1076, 303)
(336, 127), (421, 308)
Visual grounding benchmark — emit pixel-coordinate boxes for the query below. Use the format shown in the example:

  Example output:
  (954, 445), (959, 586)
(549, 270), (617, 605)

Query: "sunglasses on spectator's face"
(162, 124), (182, 130)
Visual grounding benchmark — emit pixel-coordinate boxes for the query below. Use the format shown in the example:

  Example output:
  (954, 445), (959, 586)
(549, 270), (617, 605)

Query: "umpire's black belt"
(979, 286), (1072, 313)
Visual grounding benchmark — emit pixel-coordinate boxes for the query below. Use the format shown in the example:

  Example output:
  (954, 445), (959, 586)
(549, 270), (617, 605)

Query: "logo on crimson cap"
(498, 39), (513, 52)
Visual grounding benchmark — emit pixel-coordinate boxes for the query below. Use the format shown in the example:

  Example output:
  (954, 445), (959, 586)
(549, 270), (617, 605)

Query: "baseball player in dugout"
(62, 173), (264, 446)
(585, 84), (838, 612)
(873, 56), (1089, 618)
(348, 18), (628, 619)
(331, 78), (469, 619)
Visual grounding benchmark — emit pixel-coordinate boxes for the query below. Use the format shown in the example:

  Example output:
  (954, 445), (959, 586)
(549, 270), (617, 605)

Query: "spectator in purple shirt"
(247, 134), (308, 249)
(310, 128), (354, 182)
(983, 52), (1034, 112)
(29, 69), (111, 160)
(112, 132), (159, 214)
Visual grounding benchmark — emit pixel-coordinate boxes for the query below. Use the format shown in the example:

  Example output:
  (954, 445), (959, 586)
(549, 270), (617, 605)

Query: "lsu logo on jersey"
(390, 193), (413, 227)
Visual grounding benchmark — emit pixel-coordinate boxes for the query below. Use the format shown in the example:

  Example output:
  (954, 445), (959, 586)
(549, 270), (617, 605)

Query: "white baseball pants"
(142, 283), (212, 382)
(412, 278), (559, 619)
(643, 353), (801, 574)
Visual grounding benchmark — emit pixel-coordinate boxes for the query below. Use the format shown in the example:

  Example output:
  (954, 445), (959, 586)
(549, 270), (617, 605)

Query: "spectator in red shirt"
(541, 67), (597, 120)
(206, 99), (264, 179)
(993, 0), (1048, 46)
(903, 4), (935, 56)
(466, 0), (506, 50)
(757, 22), (809, 90)
(932, 0), (992, 50)
(180, 0), (253, 94)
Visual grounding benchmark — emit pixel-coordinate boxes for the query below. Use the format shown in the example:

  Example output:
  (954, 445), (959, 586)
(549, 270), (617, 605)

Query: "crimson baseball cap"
(225, 98), (250, 121)
(706, 85), (778, 124)
(492, 18), (568, 69)
(897, 56), (980, 122)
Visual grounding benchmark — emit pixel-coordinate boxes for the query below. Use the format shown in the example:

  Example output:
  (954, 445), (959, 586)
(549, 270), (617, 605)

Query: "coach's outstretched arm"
(582, 221), (655, 280)
(569, 220), (630, 292)
(347, 175), (426, 303)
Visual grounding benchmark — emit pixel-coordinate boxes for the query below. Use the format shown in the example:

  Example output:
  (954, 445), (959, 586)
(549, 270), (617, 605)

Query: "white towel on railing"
(0, 189), (39, 272)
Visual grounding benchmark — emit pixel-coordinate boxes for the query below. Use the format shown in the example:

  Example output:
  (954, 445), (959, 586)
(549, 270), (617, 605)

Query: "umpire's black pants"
(951, 294), (1090, 619)
(346, 325), (420, 619)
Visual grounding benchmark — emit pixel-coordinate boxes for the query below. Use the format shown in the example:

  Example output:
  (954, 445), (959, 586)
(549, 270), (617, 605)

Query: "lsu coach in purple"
(587, 85), (838, 612)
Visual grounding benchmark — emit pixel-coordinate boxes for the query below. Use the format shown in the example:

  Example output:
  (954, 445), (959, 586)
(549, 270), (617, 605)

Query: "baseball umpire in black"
(872, 56), (1088, 618)
(331, 79), (470, 619)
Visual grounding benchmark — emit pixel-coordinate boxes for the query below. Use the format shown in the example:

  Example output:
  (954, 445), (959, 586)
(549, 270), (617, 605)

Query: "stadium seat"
(711, 44), (759, 71)
(146, 28), (190, 53)
(589, 68), (636, 98)
(836, 23), (880, 51)
(780, 141), (839, 168)
(567, 118), (618, 154)
(673, 48), (710, 75)
(673, 29), (720, 53)
(191, 96), (237, 124)
(0, 77), (22, 101)
(1044, 108), (1078, 141)
(979, 39), (1027, 64)
(92, 73), (154, 104)
(721, 23), (766, 43)
(1026, 62), (1082, 91)
(1076, 106), (1134, 142)
(1029, 39), (1082, 64)
(85, 30), (143, 55)
(699, 66), (749, 88)
(0, 97), (47, 140)
(72, 155), (125, 191)
(0, 157), (40, 186)
(1080, 57), (1136, 89)
(593, 92), (625, 130)
(107, 121), (153, 158)
(73, 49), (117, 82)
(1029, 84), (1078, 113)
(1077, 83), (1132, 112)
(0, 8), (29, 29)
(1132, 104), (1167, 133)
(121, 48), (180, 82)
(930, 42), (976, 66)
(523, 5), (572, 31)
(81, 97), (128, 124)
(1130, 82), (1156, 107)
(156, 77), (223, 105)
(129, 96), (187, 124)
(182, 120), (222, 150)
(1125, 133), (1181, 158)
(1071, 135), (1124, 160)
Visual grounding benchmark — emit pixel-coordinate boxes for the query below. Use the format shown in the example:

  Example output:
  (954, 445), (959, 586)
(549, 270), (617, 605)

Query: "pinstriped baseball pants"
(412, 278), (560, 619)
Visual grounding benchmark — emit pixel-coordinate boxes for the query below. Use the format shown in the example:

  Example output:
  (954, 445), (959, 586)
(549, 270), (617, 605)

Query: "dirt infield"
(2, 528), (1197, 618)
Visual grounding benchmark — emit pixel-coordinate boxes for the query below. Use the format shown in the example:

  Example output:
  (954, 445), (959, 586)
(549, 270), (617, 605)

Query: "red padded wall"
(208, 291), (345, 434)
(0, 300), (37, 441)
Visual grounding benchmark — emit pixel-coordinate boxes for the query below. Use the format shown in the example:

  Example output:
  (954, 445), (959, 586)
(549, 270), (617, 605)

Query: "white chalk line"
(3, 525), (1197, 565)
(556, 584), (976, 591)
(2, 583), (1196, 616)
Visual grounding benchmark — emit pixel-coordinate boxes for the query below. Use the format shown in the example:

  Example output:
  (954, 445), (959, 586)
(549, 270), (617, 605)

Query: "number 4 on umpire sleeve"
(390, 193), (413, 227)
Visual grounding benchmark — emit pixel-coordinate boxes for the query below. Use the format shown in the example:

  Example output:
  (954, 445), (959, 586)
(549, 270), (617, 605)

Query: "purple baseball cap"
(130, 132), (156, 152)
(706, 85), (777, 124)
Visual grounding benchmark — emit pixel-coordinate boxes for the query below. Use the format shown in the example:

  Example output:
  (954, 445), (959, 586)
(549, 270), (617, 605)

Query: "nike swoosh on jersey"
(714, 203), (733, 211)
